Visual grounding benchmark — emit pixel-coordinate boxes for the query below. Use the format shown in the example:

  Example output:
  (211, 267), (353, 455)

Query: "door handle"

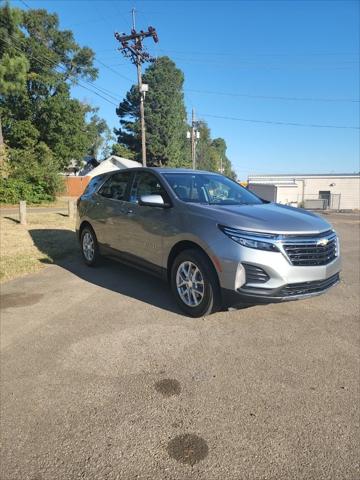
(126, 209), (134, 216)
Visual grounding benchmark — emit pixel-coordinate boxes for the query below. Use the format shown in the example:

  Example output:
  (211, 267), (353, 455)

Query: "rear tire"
(170, 249), (221, 317)
(80, 226), (100, 266)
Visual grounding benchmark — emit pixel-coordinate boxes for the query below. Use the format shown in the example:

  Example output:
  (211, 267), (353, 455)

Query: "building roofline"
(248, 173), (360, 178)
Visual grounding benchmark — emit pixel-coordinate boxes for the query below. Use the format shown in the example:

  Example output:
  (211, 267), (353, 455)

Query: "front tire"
(80, 226), (100, 266)
(170, 249), (221, 317)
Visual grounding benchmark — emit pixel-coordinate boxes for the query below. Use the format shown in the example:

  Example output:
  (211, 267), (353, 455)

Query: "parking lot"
(1, 213), (359, 479)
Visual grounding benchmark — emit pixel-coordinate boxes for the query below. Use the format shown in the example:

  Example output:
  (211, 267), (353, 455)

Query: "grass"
(0, 212), (78, 282)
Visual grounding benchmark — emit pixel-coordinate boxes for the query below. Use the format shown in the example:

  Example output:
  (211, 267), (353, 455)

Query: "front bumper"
(210, 230), (341, 307)
(221, 273), (340, 307)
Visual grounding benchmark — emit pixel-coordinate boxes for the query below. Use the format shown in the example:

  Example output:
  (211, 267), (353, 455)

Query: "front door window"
(130, 172), (168, 203)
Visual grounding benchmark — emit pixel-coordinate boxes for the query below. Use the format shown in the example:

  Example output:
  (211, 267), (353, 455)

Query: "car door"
(92, 170), (132, 252)
(121, 171), (172, 271)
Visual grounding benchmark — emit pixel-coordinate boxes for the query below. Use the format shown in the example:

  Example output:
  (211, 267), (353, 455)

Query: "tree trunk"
(0, 115), (9, 178)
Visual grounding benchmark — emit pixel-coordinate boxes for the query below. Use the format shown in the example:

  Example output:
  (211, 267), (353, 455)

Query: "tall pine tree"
(115, 56), (189, 167)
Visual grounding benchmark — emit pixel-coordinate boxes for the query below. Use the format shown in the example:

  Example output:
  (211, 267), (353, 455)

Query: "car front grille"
(282, 231), (337, 266)
(243, 264), (270, 284)
(278, 273), (340, 297)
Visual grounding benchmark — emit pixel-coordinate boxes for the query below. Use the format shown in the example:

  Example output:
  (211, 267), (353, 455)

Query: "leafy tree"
(0, 5), (101, 164)
(1, 142), (64, 203)
(196, 122), (218, 172)
(0, 3), (110, 201)
(35, 94), (93, 168)
(86, 112), (113, 160)
(211, 137), (237, 179)
(111, 143), (135, 160)
(115, 56), (189, 167)
(195, 121), (237, 179)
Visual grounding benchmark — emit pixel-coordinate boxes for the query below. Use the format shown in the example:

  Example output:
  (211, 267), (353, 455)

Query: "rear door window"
(83, 175), (106, 196)
(98, 171), (132, 200)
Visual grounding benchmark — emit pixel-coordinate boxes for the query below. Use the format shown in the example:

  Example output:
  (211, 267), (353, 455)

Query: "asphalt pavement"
(1, 213), (359, 480)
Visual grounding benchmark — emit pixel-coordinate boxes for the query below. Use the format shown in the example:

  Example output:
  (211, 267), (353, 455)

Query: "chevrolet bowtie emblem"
(317, 238), (329, 247)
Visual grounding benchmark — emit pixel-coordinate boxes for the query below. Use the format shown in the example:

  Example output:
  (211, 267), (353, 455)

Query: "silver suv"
(77, 168), (340, 317)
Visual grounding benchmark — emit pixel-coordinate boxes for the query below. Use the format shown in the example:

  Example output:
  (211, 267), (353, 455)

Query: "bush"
(0, 142), (65, 204)
(0, 177), (53, 204)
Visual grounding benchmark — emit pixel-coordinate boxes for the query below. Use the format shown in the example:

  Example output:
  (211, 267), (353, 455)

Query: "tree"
(0, 5), (101, 164)
(86, 111), (113, 160)
(195, 121), (237, 179)
(0, 3), (30, 176)
(0, 4), (110, 200)
(196, 122), (218, 172)
(211, 137), (237, 180)
(115, 56), (189, 167)
(111, 143), (135, 160)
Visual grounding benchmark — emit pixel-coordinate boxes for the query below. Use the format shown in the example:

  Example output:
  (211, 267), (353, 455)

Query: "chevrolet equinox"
(76, 168), (341, 317)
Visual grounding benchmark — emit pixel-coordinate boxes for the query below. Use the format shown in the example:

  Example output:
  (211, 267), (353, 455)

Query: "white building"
(81, 155), (141, 177)
(248, 173), (360, 210)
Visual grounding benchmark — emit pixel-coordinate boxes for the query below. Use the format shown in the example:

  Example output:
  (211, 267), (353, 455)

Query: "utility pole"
(132, 9), (147, 167)
(187, 108), (200, 169)
(219, 157), (224, 174)
(191, 109), (196, 170)
(115, 10), (158, 167)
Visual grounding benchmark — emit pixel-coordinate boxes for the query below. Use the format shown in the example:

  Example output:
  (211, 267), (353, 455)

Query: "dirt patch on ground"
(167, 434), (209, 466)
(0, 293), (43, 310)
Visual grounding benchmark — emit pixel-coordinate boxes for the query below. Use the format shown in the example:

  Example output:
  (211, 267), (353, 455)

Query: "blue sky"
(13, 0), (360, 179)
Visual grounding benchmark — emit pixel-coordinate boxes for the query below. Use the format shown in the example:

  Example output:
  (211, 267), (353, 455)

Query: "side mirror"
(139, 194), (170, 208)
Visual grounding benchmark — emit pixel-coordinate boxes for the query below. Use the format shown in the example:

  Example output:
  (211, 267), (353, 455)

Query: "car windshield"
(163, 172), (263, 206)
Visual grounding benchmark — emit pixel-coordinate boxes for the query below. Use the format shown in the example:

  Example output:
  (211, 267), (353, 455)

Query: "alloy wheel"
(176, 261), (205, 307)
(82, 231), (95, 262)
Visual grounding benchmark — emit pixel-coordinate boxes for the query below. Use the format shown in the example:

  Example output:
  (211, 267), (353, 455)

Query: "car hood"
(188, 202), (332, 235)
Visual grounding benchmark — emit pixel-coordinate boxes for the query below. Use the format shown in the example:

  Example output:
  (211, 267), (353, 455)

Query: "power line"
(18, 0), (30, 9)
(71, 82), (119, 107)
(0, 36), (121, 107)
(94, 58), (133, 82)
(4, 6), (134, 83)
(114, 8), (159, 166)
(2, 33), (358, 131)
(168, 55), (358, 70)
(4, 36), (358, 130)
(2, 31), (129, 100)
(199, 113), (360, 130)
(185, 88), (359, 104)
(158, 48), (358, 58)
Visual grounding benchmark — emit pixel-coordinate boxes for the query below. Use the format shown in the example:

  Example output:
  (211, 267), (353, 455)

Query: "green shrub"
(0, 177), (53, 204)
(0, 143), (65, 204)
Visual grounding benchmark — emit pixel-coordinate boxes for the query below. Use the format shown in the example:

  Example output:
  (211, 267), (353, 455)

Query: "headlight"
(219, 225), (280, 252)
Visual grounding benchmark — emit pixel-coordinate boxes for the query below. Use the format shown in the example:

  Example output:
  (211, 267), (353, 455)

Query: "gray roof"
(248, 173), (359, 179)
(150, 167), (216, 174)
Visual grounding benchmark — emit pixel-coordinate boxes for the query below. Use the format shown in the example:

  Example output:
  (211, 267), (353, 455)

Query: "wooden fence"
(63, 176), (90, 197)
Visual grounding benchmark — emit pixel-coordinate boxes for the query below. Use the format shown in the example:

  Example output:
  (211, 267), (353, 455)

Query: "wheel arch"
(79, 220), (95, 239)
(166, 240), (220, 284)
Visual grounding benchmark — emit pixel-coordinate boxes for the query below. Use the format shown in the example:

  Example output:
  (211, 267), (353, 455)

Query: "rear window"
(83, 176), (106, 196)
(98, 171), (132, 200)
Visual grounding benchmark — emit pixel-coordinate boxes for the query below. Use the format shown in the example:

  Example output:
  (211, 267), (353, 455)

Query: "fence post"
(19, 200), (27, 225)
(68, 199), (76, 219)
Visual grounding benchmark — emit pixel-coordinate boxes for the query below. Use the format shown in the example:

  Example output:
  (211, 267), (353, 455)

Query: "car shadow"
(29, 228), (182, 315)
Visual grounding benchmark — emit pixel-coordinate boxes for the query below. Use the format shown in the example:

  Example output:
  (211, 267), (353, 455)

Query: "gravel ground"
(0, 213), (359, 480)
